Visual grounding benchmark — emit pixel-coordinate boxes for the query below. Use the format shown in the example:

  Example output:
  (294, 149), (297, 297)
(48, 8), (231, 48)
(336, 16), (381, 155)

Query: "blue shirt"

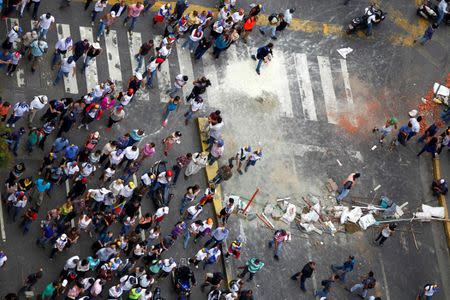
(0, 51), (12, 68)
(35, 178), (51, 192)
(42, 224), (55, 239)
(53, 137), (69, 152)
(211, 228), (229, 241)
(64, 145), (79, 160)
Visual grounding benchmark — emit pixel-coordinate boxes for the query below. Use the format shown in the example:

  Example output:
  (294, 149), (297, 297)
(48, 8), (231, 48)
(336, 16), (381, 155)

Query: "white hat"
(440, 179), (446, 184)
(39, 95), (48, 104)
(100, 188), (109, 194)
(135, 72), (143, 80)
(93, 131), (100, 138)
(92, 42), (101, 50)
(110, 11), (116, 17)
(163, 207), (169, 214)
(60, 234), (67, 240)
(408, 109), (418, 117)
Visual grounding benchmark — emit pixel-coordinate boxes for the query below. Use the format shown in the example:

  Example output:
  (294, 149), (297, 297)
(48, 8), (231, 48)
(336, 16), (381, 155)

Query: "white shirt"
(119, 186), (134, 198)
(439, 0), (448, 13)
(194, 249), (207, 261)
(109, 286), (123, 298)
(120, 93), (133, 106)
(80, 162), (96, 177)
(141, 173), (152, 186)
(409, 117), (420, 133)
(30, 96), (47, 110)
(109, 181), (124, 196)
(63, 162), (79, 175)
(39, 14), (55, 29)
(199, 221), (213, 233)
(64, 255), (80, 270)
(55, 38), (72, 51)
(157, 172), (170, 184)
(93, 85), (104, 97)
(187, 206), (202, 219)
(94, 0), (107, 12)
(284, 9), (293, 24)
(174, 74), (187, 88)
(189, 30), (203, 42)
(124, 146), (139, 160)
(231, 12), (244, 23)
(60, 58), (76, 73)
(190, 100), (204, 112)
(161, 259), (177, 272)
(154, 207), (169, 218)
(104, 167), (115, 178)
(0, 255), (7, 267)
(13, 102), (30, 116)
(147, 60), (158, 73)
(88, 189), (108, 202)
(110, 150), (124, 165)
(158, 46), (171, 57)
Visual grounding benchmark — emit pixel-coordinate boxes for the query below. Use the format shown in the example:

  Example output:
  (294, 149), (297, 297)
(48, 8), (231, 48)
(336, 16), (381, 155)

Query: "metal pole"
(242, 188), (260, 214)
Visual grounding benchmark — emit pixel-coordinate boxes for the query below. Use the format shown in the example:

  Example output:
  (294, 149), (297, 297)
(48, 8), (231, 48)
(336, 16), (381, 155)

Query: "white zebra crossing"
(56, 23), (78, 94)
(104, 29), (123, 90)
(153, 35), (171, 103)
(317, 56), (338, 124)
(7, 18), (25, 88)
(79, 26), (98, 93)
(4, 21), (355, 125)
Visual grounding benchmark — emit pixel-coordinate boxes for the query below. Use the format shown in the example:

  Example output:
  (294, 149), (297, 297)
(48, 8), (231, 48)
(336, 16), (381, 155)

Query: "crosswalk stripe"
(79, 26), (98, 93)
(201, 53), (220, 108)
(7, 18), (25, 88)
(104, 29), (123, 90)
(294, 53), (317, 121)
(273, 50), (294, 118)
(56, 23), (79, 94)
(127, 32), (143, 74)
(340, 59), (354, 105)
(317, 56), (338, 124)
(153, 35), (171, 103)
(175, 42), (195, 101)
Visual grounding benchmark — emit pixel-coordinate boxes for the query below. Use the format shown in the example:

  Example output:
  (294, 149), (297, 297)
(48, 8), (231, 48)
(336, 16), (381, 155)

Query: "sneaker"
(271, 36), (278, 40)
(43, 35), (47, 40)
(251, 54), (257, 61)
(6, 124), (9, 128)
(259, 29), (265, 35)
(290, 276), (297, 280)
(256, 69), (260, 75)
(77, 125), (82, 129)
(85, 124), (89, 130)
(237, 170), (243, 175)
(274, 255), (279, 261)
(91, 21), (94, 26)
(11, 123), (15, 128)
(96, 37), (100, 42)
(190, 50), (193, 53)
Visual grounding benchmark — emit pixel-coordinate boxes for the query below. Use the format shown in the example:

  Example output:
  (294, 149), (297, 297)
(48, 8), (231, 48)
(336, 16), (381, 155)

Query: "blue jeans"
(38, 27), (48, 39)
(437, 7), (445, 24)
(6, 115), (20, 126)
(182, 38), (198, 51)
(183, 231), (191, 249)
(124, 16), (138, 31)
(54, 68), (69, 84)
(143, 0), (154, 13)
(256, 59), (263, 73)
(366, 22), (373, 36)
(331, 264), (349, 282)
(97, 20), (106, 39)
(350, 283), (368, 298)
(82, 56), (95, 72)
(260, 25), (277, 37)
(135, 54), (144, 72)
(269, 240), (283, 256)
(336, 187), (350, 203)
(417, 34), (431, 45)
(143, 69), (157, 88)
(314, 289), (328, 297)
(51, 51), (62, 66)
(179, 196), (191, 215)
(184, 109), (194, 121)
(91, 10), (99, 22)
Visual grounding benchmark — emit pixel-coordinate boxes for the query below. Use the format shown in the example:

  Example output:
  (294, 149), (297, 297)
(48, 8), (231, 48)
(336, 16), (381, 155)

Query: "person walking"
(26, 0), (42, 20)
(422, 283), (439, 300)
(171, 152), (192, 185)
(152, 2), (171, 26)
(0, 98), (12, 122)
(186, 77), (210, 102)
(268, 229), (291, 260)
(349, 271), (376, 298)
(184, 95), (203, 125)
(372, 117), (398, 143)
(314, 274), (339, 298)
(244, 149), (262, 172)
(5, 51), (21, 77)
(82, 42), (102, 73)
(237, 258), (264, 281)
(19, 268), (43, 294)
(6, 127), (25, 156)
(291, 261), (316, 292)
(91, 0), (107, 25)
(331, 255), (355, 282)
(218, 197), (235, 225)
(78, 103), (103, 130)
(134, 39), (153, 72)
(183, 27), (203, 53)
(242, 15), (258, 43)
(179, 185), (200, 215)
(111, 0), (128, 18)
(204, 226), (229, 248)
(28, 95), (48, 127)
(437, 0), (449, 25)
(415, 23), (439, 45)
(36, 12), (55, 39)
(33, 177), (51, 206)
(229, 146), (251, 174)
(374, 223), (396, 246)
(251, 42), (273, 75)
(162, 96), (180, 126)
(209, 163), (233, 185)
(96, 11), (117, 41)
(123, 1), (144, 34)
(259, 13), (283, 39)
(6, 101), (29, 128)
(162, 131), (182, 156)
(336, 172), (360, 204)
(167, 74), (188, 98)
(28, 39), (48, 73)
(418, 122), (439, 143)
(417, 136), (439, 157)
(51, 37), (73, 69)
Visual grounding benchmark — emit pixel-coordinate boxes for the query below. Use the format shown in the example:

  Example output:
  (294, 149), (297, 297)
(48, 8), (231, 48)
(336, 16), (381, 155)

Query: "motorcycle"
(171, 267), (192, 300)
(346, 6), (386, 34)
(148, 160), (173, 208)
(417, 0), (450, 24)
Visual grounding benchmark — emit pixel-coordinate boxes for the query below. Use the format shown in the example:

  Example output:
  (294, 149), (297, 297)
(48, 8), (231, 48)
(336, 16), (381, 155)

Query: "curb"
(197, 117), (233, 288)
(431, 157), (450, 248)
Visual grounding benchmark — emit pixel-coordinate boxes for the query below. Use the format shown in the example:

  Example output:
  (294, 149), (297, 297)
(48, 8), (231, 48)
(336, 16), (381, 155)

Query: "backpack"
(365, 277), (376, 289)
(268, 13), (278, 23)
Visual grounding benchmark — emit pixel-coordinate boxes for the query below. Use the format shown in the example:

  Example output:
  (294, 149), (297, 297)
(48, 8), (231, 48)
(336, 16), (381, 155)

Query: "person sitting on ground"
(432, 178), (448, 196)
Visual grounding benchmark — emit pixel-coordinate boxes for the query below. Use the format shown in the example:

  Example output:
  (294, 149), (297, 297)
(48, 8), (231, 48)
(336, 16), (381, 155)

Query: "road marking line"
(0, 193), (6, 241)
(294, 53), (318, 121)
(317, 56), (338, 124)
(79, 26), (98, 93)
(127, 31), (144, 74)
(340, 59), (354, 105)
(7, 18), (25, 88)
(153, 35), (171, 103)
(56, 23), (79, 94)
(201, 52), (220, 107)
(273, 50), (293, 118)
(104, 29), (123, 90)
(175, 41), (195, 101)
(378, 252), (391, 300)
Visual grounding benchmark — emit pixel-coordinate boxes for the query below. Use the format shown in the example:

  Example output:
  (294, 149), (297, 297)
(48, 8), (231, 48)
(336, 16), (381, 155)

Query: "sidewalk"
(433, 154), (450, 248)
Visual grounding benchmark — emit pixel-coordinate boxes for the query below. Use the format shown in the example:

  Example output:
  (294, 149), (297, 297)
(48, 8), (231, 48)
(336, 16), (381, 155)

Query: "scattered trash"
(336, 159), (343, 166)
(358, 214), (377, 230)
(373, 184), (381, 191)
(337, 47), (353, 59)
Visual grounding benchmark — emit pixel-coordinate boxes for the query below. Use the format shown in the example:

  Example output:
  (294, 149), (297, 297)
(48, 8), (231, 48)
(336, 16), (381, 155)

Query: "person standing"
(336, 172), (360, 204)
(96, 11), (117, 42)
(162, 131), (182, 156)
(186, 77), (210, 102)
(417, 136), (439, 158)
(33, 177), (51, 206)
(134, 39), (153, 72)
(184, 152), (207, 178)
(171, 152), (192, 185)
(105, 105), (125, 132)
(53, 56), (76, 86)
(251, 43), (273, 75)
(268, 229), (291, 260)
(179, 185), (200, 215)
(82, 42), (102, 73)
(28, 95), (48, 127)
(152, 2), (171, 26)
(184, 95), (203, 125)
(72, 39), (89, 62)
(418, 122), (439, 143)
(229, 146), (251, 174)
(350, 271), (376, 298)
(123, 1), (144, 34)
(242, 15), (258, 43)
(6, 51), (21, 77)
(167, 74), (188, 98)
(194, 37), (212, 59)
(204, 226), (229, 248)
(36, 12), (55, 40)
(374, 223), (396, 246)
(0, 98), (12, 122)
(51, 37), (73, 69)
(209, 164), (233, 185)
(291, 261), (316, 292)
(414, 23), (438, 45)
(237, 258), (264, 281)
(6, 127), (25, 156)
(110, 0), (128, 18)
(218, 197), (235, 224)
(28, 39), (48, 73)
(183, 27), (203, 53)
(6, 101), (29, 128)
(207, 139), (224, 165)
(422, 283), (439, 300)
(91, 0), (107, 25)
(276, 9), (294, 34)
(26, 0), (42, 20)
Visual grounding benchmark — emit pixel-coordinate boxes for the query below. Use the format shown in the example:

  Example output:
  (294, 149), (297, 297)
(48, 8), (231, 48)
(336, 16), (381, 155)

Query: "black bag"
(268, 13), (277, 23)
(343, 180), (353, 189)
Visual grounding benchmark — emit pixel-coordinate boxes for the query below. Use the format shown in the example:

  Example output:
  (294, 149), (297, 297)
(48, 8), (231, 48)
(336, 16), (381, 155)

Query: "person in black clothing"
(57, 111), (77, 137)
(174, 0), (188, 19)
(200, 271), (223, 293)
(186, 77), (211, 102)
(174, 266), (196, 290)
(135, 40), (154, 72)
(314, 274), (338, 298)
(18, 268), (43, 293)
(291, 261), (316, 292)
(127, 73), (143, 95)
(72, 39), (90, 62)
(40, 99), (64, 123)
(251, 43), (273, 75)
(82, 43), (102, 73)
(194, 37), (212, 60)
(67, 178), (88, 200)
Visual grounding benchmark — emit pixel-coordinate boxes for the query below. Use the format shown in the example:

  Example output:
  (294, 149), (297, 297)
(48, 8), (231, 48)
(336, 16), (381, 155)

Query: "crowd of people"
(0, 0), (274, 299)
